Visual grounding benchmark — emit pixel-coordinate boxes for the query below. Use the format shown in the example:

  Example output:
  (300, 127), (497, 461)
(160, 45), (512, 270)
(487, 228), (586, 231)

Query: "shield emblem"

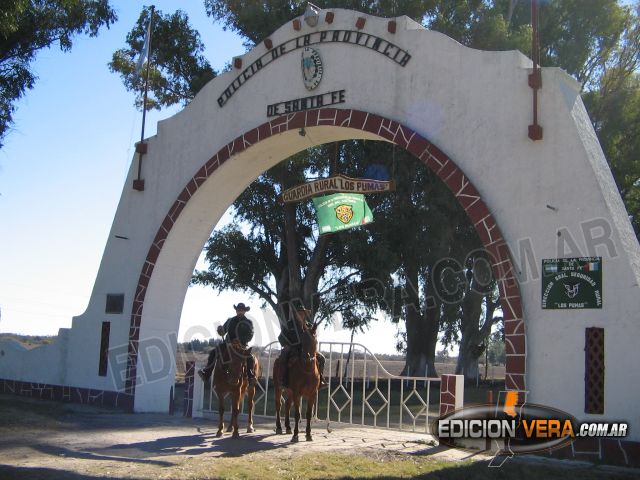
(301, 47), (323, 90)
(335, 204), (353, 224)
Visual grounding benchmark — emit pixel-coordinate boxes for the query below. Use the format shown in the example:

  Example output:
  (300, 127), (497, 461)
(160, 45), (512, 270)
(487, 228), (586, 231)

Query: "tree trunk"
(455, 258), (496, 384)
(400, 265), (429, 377)
(423, 270), (441, 378)
(456, 352), (480, 382)
(455, 267), (485, 383)
(283, 202), (302, 300)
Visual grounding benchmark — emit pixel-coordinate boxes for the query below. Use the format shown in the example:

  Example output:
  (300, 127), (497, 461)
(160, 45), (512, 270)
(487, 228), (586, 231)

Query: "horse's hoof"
(291, 435), (299, 443)
(286, 428), (292, 434)
(215, 431), (223, 438)
(246, 426), (255, 433)
(275, 427), (283, 435)
(306, 434), (313, 442)
(232, 431), (240, 439)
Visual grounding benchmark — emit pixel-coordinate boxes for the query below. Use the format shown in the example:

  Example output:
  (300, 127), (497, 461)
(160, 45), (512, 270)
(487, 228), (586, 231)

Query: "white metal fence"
(193, 341), (441, 434)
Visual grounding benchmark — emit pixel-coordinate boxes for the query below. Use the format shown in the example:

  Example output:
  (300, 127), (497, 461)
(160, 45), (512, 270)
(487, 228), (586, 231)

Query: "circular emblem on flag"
(335, 204), (353, 224)
(301, 47), (323, 90)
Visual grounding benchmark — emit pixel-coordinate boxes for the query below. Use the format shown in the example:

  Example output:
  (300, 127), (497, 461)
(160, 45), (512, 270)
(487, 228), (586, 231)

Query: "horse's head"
(300, 322), (319, 365)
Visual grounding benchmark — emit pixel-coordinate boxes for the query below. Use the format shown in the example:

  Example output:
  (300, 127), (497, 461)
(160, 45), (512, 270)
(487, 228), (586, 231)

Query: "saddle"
(217, 339), (252, 364)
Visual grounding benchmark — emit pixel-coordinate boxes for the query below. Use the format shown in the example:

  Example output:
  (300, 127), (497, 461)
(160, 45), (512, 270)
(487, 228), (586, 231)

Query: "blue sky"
(0, 1), (403, 354)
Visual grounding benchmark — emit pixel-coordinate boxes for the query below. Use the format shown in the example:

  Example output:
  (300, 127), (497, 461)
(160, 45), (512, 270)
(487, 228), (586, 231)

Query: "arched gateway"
(1, 8), (639, 445)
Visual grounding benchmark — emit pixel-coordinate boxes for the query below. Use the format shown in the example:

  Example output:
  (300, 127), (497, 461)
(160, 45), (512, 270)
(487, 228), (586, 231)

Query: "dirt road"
(1, 394), (637, 480)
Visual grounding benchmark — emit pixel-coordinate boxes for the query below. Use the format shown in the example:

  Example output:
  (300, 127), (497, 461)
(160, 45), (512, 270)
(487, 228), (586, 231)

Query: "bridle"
(295, 328), (318, 374)
(217, 341), (245, 385)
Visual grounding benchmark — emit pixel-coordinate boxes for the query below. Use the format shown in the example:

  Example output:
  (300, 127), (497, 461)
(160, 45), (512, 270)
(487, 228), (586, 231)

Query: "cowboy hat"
(233, 303), (251, 312)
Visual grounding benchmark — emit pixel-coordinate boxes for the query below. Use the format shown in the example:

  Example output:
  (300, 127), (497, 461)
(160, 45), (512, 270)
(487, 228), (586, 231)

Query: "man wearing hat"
(198, 302), (256, 384)
(278, 304), (327, 388)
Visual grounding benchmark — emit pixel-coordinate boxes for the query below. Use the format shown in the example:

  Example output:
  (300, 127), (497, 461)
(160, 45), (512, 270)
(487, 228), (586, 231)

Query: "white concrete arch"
(0, 9), (637, 448)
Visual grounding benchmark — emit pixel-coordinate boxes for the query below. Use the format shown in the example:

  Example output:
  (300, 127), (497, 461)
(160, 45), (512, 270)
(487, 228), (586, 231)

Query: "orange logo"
(503, 391), (518, 417)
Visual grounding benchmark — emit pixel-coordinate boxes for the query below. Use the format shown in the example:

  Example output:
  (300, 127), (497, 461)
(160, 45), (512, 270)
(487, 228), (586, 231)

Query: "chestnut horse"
(212, 340), (261, 438)
(273, 322), (320, 442)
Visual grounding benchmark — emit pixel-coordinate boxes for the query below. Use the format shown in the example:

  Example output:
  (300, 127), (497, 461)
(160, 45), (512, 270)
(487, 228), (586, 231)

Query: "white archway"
(0, 10), (637, 449)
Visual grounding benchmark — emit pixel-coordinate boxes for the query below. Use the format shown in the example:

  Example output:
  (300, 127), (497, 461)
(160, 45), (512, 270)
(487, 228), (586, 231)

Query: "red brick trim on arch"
(124, 108), (526, 400)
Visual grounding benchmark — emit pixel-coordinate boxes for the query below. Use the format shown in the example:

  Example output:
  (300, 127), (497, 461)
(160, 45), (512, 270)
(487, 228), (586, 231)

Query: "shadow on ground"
(1, 458), (638, 480)
(90, 431), (284, 458)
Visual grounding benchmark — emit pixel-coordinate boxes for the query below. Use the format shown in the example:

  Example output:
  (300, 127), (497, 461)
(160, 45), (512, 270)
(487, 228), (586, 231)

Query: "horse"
(273, 321), (320, 442)
(212, 339), (261, 438)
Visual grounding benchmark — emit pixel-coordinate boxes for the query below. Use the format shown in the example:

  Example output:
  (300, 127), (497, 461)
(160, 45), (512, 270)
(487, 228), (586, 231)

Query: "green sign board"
(312, 193), (373, 234)
(541, 257), (602, 309)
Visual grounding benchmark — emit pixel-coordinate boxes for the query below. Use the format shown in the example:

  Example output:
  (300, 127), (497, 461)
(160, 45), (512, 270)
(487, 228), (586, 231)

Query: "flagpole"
(134, 5), (155, 191)
(528, 0), (543, 140)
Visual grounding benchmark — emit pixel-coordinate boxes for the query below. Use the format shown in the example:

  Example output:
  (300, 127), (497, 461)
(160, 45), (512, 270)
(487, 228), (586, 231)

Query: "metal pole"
(485, 390), (494, 451)
(528, 0), (543, 140)
(140, 6), (154, 147)
(134, 6), (155, 189)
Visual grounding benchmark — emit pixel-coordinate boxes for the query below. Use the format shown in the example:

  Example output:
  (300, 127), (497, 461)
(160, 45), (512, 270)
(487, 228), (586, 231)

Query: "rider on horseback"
(278, 304), (327, 388)
(198, 302), (257, 385)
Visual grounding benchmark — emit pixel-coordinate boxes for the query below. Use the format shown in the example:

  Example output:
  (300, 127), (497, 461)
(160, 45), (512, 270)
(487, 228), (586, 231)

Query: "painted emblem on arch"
(301, 47), (323, 90)
(335, 204), (353, 224)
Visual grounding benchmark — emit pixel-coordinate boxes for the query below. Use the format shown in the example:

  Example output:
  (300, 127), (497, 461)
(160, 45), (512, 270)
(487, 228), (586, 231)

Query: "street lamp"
(304, 3), (321, 27)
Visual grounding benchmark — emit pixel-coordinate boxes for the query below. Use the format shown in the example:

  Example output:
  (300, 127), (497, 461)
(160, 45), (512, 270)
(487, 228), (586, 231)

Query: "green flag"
(312, 193), (373, 234)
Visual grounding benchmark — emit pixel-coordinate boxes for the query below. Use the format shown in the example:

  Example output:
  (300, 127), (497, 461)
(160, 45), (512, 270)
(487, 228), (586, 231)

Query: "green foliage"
(582, 6), (640, 236)
(0, 0), (116, 147)
(426, 0), (530, 52)
(424, 0), (630, 87)
(487, 328), (505, 365)
(109, 7), (215, 110)
(536, 0), (629, 87)
(191, 144), (398, 330)
(585, 74), (640, 234)
(204, 0), (438, 46)
(192, 222), (280, 310)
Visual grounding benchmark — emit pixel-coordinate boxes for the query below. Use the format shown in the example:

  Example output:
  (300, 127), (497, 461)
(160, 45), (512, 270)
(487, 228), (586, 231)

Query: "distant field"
(0, 334), (55, 350)
(0, 334), (505, 382)
(174, 349), (505, 383)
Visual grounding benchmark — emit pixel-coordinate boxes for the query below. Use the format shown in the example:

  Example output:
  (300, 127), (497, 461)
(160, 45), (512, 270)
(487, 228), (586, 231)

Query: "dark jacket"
(223, 314), (254, 345)
(278, 316), (312, 347)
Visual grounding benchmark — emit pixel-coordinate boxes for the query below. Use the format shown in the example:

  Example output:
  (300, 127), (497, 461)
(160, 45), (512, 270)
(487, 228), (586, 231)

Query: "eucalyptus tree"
(0, 0), (117, 147)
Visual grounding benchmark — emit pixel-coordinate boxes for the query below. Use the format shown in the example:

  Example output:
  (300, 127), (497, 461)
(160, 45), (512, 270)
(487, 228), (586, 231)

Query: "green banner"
(312, 193), (373, 234)
(541, 257), (602, 309)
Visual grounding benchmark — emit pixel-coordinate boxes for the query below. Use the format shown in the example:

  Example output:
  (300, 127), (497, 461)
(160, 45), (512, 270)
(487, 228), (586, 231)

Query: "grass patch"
(200, 452), (456, 480)
(0, 451), (638, 480)
(162, 453), (640, 480)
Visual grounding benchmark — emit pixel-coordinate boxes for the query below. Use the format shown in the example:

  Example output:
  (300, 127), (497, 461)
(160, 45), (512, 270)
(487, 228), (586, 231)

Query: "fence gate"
(193, 342), (443, 434)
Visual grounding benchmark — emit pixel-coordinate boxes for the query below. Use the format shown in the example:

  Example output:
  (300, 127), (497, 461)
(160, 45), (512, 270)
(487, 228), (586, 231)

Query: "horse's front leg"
(285, 393), (292, 434)
(215, 389), (224, 437)
(291, 394), (301, 443)
(246, 381), (256, 433)
(305, 395), (315, 441)
(231, 389), (241, 438)
(275, 380), (283, 434)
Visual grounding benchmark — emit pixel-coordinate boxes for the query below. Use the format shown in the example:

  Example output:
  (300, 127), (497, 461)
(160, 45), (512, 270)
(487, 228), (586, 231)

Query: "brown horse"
(273, 322), (320, 442)
(212, 340), (261, 438)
